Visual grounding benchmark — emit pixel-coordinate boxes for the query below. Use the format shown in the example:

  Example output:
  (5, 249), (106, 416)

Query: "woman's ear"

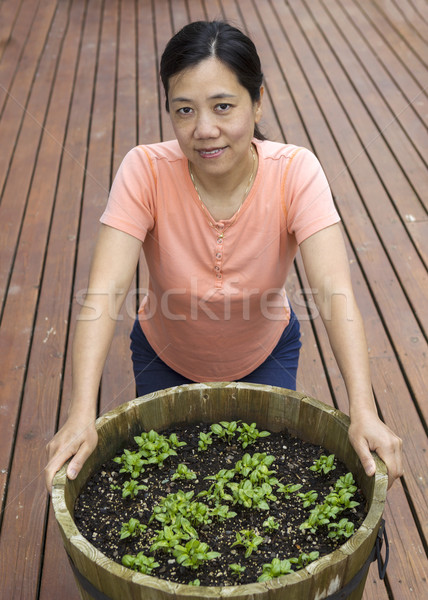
(255, 85), (264, 123)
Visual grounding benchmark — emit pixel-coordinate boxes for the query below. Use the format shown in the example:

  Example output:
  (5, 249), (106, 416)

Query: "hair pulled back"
(160, 21), (265, 140)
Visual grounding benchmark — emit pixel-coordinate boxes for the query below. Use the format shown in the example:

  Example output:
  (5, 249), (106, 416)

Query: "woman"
(45, 21), (402, 493)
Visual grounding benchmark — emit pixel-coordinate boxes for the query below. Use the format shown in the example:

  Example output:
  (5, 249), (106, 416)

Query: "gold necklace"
(189, 144), (256, 238)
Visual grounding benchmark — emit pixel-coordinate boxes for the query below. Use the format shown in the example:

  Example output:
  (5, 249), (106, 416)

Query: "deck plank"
(0, 1), (426, 599)
(0, 0), (85, 510)
(0, 1), (101, 596)
(40, 2), (121, 597)
(100, 0), (138, 414)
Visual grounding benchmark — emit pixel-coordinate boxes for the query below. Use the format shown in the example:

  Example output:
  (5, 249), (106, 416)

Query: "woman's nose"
(194, 113), (220, 139)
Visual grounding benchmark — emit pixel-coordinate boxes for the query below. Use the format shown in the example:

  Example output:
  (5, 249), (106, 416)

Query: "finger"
(45, 447), (74, 495)
(351, 437), (376, 478)
(67, 438), (97, 481)
(378, 443), (404, 489)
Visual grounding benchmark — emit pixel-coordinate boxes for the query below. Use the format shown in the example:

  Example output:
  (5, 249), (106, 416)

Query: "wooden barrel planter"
(52, 382), (388, 600)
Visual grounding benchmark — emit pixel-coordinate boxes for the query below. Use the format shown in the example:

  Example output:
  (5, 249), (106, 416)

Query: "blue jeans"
(130, 310), (301, 396)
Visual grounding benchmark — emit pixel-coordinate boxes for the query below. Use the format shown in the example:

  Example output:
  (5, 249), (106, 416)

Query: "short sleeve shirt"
(100, 139), (340, 381)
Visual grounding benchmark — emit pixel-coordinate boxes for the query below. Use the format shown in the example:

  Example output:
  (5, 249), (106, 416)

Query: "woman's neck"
(189, 144), (257, 221)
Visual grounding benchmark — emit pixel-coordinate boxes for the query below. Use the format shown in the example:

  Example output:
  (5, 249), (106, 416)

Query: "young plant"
(173, 539), (221, 569)
(263, 515), (280, 533)
(119, 517), (147, 540)
(209, 503), (237, 521)
(211, 420), (240, 443)
(171, 463), (197, 481)
(168, 432), (187, 449)
(328, 518), (355, 540)
(231, 529), (264, 558)
(299, 503), (332, 534)
(149, 490), (195, 526)
(198, 431), (213, 451)
(134, 430), (185, 468)
(150, 525), (190, 554)
(258, 557), (292, 581)
(289, 551), (320, 569)
(234, 452), (275, 478)
(276, 482), (302, 499)
(298, 490), (318, 508)
(228, 479), (276, 510)
(122, 552), (159, 575)
(335, 472), (357, 493)
(204, 468), (235, 484)
(229, 563), (246, 578)
(121, 479), (147, 499)
(113, 448), (145, 479)
(237, 422), (271, 449)
(310, 454), (336, 475)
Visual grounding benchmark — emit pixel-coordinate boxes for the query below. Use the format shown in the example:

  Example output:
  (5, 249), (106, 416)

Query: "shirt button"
(214, 266), (220, 271)
(216, 273), (222, 279)
(217, 238), (223, 244)
(216, 253), (222, 259)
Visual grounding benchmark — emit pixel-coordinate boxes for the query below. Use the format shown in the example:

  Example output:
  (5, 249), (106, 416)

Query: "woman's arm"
(299, 223), (403, 488)
(45, 224), (142, 493)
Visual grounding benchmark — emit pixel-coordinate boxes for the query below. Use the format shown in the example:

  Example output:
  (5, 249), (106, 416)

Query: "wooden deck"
(0, 0), (427, 597)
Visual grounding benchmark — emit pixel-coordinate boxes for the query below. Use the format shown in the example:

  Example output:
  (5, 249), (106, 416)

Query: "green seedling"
(234, 452), (275, 478)
(210, 503), (236, 521)
(199, 480), (234, 505)
(171, 463), (197, 481)
(198, 431), (213, 451)
(204, 468), (235, 484)
(289, 551), (320, 569)
(298, 490), (318, 508)
(229, 563), (246, 577)
(263, 516), (280, 533)
(168, 433), (187, 449)
(237, 422), (270, 448)
(228, 479), (276, 510)
(173, 539), (221, 569)
(310, 454), (336, 475)
(189, 579), (200, 586)
(134, 430), (185, 468)
(300, 503), (332, 533)
(276, 482), (303, 498)
(231, 529), (264, 558)
(122, 552), (159, 575)
(150, 490), (195, 525)
(121, 479), (147, 499)
(258, 557), (292, 581)
(150, 525), (190, 553)
(211, 420), (240, 443)
(328, 518), (355, 540)
(335, 472), (357, 493)
(113, 448), (145, 479)
(119, 517), (147, 540)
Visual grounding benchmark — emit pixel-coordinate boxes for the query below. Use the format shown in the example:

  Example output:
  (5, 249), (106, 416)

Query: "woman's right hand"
(45, 416), (98, 495)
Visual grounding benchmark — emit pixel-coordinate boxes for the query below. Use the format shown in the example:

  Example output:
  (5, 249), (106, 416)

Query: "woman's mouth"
(197, 147), (227, 158)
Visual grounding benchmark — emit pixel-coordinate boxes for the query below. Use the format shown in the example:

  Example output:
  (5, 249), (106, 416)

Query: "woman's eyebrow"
(170, 93), (238, 103)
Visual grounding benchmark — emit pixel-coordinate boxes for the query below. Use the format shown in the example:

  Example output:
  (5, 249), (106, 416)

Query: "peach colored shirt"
(101, 139), (340, 381)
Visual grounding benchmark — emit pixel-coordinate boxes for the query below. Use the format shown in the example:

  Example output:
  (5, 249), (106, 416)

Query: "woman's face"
(167, 57), (263, 183)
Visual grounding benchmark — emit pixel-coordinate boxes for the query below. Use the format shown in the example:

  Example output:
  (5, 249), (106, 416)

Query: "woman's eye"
(216, 103), (231, 112)
(178, 107), (193, 115)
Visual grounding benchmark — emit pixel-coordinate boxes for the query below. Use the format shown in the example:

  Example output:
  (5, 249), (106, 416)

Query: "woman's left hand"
(348, 413), (403, 489)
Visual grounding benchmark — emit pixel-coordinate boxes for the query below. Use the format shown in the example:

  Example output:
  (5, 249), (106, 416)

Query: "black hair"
(160, 21), (265, 140)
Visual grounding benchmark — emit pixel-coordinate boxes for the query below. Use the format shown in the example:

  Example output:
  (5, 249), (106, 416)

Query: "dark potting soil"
(74, 422), (367, 587)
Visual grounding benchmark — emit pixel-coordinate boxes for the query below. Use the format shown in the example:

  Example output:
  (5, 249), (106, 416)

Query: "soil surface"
(74, 422), (367, 586)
